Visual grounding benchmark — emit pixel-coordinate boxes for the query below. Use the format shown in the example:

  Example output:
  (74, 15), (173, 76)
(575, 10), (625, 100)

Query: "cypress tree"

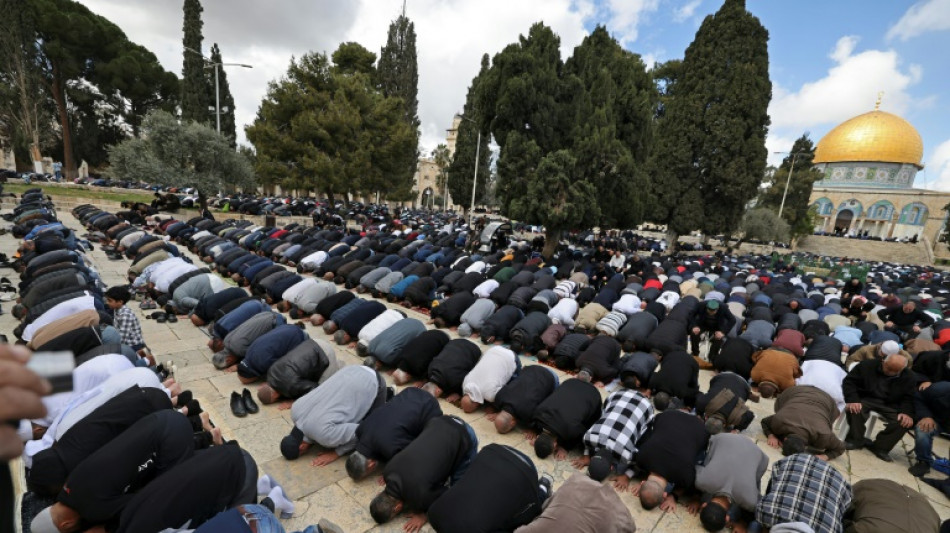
(181, 0), (208, 124)
(649, 0), (771, 242)
(377, 9), (420, 198)
(447, 54), (491, 215)
(480, 23), (654, 258)
(759, 134), (822, 239)
(209, 43), (236, 146)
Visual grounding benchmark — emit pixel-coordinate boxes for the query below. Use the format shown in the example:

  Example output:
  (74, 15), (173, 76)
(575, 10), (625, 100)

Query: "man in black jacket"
(877, 300), (934, 340)
(842, 355), (917, 461)
(689, 300), (736, 361)
(345, 387), (442, 481)
(530, 378), (602, 459)
(368, 416), (477, 531)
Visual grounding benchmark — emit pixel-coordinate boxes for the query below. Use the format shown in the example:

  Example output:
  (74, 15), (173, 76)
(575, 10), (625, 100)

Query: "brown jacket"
(845, 343), (913, 368)
(846, 478), (940, 533)
(750, 349), (801, 392)
(28, 309), (100, 349)
(761, 385), (845, 459)
(515, 473), (636, 533)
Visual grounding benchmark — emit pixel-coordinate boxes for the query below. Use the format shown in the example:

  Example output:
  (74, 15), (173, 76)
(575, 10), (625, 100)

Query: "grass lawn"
(3, 182), (159, 205)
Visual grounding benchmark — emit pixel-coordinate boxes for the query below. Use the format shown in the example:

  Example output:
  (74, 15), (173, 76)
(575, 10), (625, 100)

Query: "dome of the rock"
(813, 110), (923, 169)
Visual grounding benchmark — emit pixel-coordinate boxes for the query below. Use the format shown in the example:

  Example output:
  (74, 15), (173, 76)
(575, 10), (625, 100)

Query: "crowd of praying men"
(5, 187), (950, 533)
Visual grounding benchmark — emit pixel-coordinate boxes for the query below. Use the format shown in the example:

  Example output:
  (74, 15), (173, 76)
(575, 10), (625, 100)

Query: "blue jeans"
(915, 421), (948, 463)
(450, 422), (479, 485)
(194, 505), (318, 533)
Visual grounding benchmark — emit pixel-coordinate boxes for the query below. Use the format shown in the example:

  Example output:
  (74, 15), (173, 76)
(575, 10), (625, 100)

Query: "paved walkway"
(5, 207), (950, 532)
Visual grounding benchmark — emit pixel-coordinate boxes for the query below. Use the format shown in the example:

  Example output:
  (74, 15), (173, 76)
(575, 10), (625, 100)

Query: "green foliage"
(447, 54), (491, 212)
(511, 150), (600, 236)
(181, 0), (209, 124)
(333, 42), (377, 76)
(245, 44), (415, 204)
(28, 0), (126, 176)
(478, 24), (655, 253)
(431, 143), (450, 192)
(740, 207), (789, 243)
(2, 0), (176, 175)
(209, 43), (236, 146)
(758, 134), (823, 240)
(377, 13), (420, 203)
(108, 110), (254, 206)
(0, 0), (51, 162)
(649, 0), (772, 238)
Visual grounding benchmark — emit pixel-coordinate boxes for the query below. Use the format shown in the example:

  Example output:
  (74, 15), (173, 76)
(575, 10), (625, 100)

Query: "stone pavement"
(5, 207), (950, 533)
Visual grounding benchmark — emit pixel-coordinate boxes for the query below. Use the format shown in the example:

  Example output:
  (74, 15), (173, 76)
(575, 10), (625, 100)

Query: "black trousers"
(690, 329), (723, 358)
(845, 400), (908, 453)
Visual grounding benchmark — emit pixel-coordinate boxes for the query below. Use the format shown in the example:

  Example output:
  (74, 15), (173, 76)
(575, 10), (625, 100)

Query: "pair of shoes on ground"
(257, 474), (295, 519)
(145, 311), (178, 323)
(139, 298), (157, 310)
(230, 388), (259, 417)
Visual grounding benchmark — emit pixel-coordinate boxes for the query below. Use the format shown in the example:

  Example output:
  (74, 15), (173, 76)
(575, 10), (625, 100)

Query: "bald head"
(639, 479), (666, 510)
(493, 410), (517, 434)
(883, 353), (908, 376)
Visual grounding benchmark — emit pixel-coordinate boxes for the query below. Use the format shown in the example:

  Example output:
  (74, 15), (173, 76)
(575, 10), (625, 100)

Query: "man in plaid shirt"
(572, 386), (654, 491)
(755, 454), (852, 533)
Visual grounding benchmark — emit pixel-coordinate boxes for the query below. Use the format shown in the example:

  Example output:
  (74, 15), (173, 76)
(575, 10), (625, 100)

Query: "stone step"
(796, 235), (932, 265)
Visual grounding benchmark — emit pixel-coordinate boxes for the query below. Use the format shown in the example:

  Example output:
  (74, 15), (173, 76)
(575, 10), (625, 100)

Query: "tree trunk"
(665, 227), (678, 249)
(198, 190), (207, 211)
(542, 227), (560, 260)
(49, 63), (77, 180)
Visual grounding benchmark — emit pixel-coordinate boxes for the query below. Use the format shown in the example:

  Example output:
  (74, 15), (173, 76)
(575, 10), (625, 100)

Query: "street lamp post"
(773, 151), (806, 220)
(456, 115), (482, 227)
(183, 46), (253, 134)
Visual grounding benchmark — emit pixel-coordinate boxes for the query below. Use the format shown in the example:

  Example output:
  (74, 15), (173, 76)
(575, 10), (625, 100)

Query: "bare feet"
(199, 412), (213, 432)
(211, 428), (224, 445)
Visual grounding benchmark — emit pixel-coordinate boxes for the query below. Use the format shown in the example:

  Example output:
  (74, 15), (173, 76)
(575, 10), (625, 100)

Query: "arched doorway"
(833, 209), (853, 234)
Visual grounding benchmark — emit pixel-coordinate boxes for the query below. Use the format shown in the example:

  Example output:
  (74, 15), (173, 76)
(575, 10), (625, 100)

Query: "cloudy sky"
(77, 0), (950, 189)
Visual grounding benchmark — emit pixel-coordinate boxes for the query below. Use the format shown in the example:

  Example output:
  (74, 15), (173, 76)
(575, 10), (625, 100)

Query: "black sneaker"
(909, 461), (931, 477)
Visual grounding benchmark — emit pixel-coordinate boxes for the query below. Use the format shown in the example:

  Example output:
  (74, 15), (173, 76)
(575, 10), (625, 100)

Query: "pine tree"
(649, 0), (771, 243)
(181, 0), (208, 124)
(447, 54), (491, 215)
(209, 43), (236, 146)
(377, 9), (420, 199)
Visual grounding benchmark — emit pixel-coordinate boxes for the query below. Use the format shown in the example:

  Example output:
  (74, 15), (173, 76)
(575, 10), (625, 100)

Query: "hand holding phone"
(1, 347), (65, 461)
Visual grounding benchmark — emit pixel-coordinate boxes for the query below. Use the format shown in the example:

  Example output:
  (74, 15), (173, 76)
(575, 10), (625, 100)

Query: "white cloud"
(768, 36), (924, 132)
(604, 0), (659, 45)
(927, 138), (950, 191)
(887, 0), (950, 42)
(76, 0), (591, 154)
(673, 0), (703, 23)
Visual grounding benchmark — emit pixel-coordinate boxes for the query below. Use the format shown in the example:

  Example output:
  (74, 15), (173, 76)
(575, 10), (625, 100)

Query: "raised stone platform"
(796, 234), (934, 265)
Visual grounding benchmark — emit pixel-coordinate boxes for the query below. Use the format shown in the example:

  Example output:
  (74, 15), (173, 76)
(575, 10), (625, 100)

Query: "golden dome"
(813, 110), (923, 169)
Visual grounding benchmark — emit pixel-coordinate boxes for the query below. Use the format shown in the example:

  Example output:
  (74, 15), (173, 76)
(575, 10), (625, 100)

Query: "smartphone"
(27, 351), (74, 394)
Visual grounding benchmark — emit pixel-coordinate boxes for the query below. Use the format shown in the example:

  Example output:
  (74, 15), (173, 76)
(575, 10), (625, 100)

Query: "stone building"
(808, 103), (949, 249)
(409, 114), (462, 209)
